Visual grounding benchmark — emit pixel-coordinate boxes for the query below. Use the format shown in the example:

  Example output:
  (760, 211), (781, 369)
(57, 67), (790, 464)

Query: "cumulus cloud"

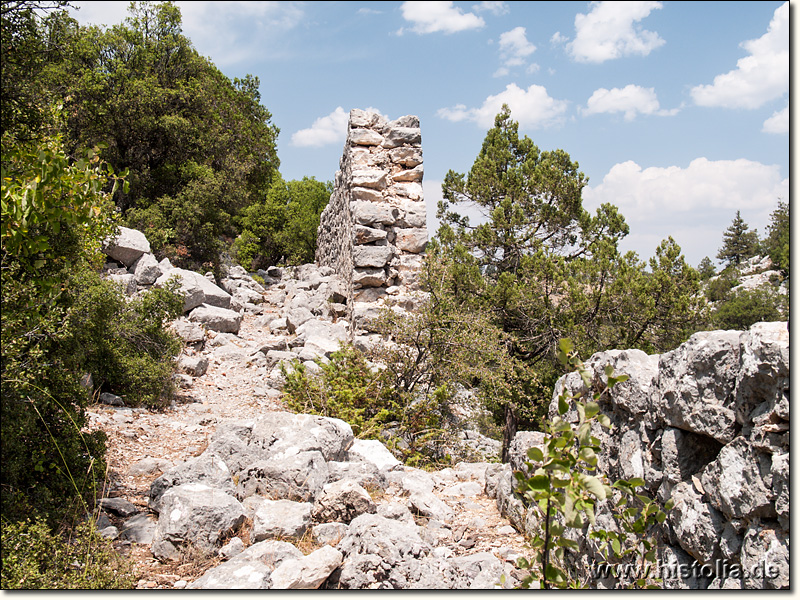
(398, 1), (485, 35)
(473, 1), (509, 15)
(583, 85), (678, 120)
(584, 158), (787, 220)
(437, 84), (569, 129)
(690, 2), (788, 109)
(292, 106), (385, 147)
(498, 27), (537, 67)
(291, 107), (351, 148)
(762, 104), (789, 134)
(567, 1), (665, 63)
(583, 157), (788, 264)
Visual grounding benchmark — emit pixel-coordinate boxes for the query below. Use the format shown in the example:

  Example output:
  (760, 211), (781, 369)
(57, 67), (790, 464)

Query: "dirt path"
(87, 297), (532, 589)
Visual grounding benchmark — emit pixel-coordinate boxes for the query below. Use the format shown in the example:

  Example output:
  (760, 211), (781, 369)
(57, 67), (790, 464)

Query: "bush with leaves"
(711, 287), (787, 331)
(281, 344), (452, 466)
(1, 517), (135, 589)
(513, 339), (671, 589)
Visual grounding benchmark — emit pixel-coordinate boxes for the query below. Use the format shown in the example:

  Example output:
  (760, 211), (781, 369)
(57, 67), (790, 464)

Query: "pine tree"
(716, 211), (759, 268)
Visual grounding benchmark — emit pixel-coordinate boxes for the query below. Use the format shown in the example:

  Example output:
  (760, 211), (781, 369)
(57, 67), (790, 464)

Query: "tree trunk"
(501, 403), (518, 463)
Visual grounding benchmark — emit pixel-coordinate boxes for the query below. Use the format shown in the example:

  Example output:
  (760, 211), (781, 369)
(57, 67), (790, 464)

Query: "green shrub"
(63, 268), (184, 407)
(282, 345), (453, 467)
(513, 340), (671, 589)
(712, 287), (787, 330)
(1, 517), (135, 589)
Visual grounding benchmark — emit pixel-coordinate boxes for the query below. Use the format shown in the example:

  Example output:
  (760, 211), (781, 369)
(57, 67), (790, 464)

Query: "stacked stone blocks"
(316, 109), (427, 310)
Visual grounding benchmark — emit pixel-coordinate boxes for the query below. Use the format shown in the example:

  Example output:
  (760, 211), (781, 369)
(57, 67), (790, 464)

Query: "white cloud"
(583, 85), (678, 120)
(176, 1), (305, 66)
(492, 67), (510, 78)
(583, 157), (788, 264)
(437, 83), (568, 129)
(551, 31), (568, 46)
(584, 158), (787, 220)
(69, 1), (129, 26)
(292, 106), (385, 147)
(473, 1), (509, 15)
(690, 2), (788, 109)
(762, 103), (789, 134)
(567, 1), (665, 63)
(291, 107), (350, 148)
(498, 27), (536, 67)
(399, 1), (485, 35)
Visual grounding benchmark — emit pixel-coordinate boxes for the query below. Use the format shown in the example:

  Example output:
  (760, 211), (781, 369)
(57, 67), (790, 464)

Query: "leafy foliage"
(435, 106), (706, 452)
(1, 517), (135, 589)
(235, 175), (332, 269)
(711, 287), (787, 331)
(1, 134), (181, 526)
(34, 2), (280, 270)
(513, 340), (671, 589)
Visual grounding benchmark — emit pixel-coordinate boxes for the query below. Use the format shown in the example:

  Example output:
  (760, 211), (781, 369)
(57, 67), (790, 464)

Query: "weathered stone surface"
(97, 497), (139, 518)
(151, 483), (246, 560)
(188, 304), (242, 334)
(668, 481), (725, 564)
(394, 228), (428, 253)
(156, 268), (232, 311)
(326, 460), (388, 492)
(735, 321), (789, 426)
(188, 560), (272, 590)
(172, 318), (206, 344)
(108, 273), (137, 295)
(354, 225), (387, 244)
(131, 252), (162, 285)
(349, 129), (384, 146)
(119, 513), (158, 544)
(407, 490), (454, 522)
(654, 330), (741, 443)
(247, 412), (354, 462)
(740, 525), (789, 589)
(352, 245), (393, 268)
(347, 438), (400, 470)
(353, 267), (387, 287)
(104, 226), (151, 266)
(312, 480), (376, 523)
(149, 453), (234, 512)
(312, 522), (349, 545)
(178, 354), (209, 377)
(508, 431), (546, 474)
(269, 545), (344, 589)
(352, 168), (388, 190)
(236, 451), (328, 502)
(699, 437), (774, 519)
(251, 499), (312, 542)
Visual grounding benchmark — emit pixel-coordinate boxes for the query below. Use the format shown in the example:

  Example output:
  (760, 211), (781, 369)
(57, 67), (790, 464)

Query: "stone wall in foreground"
(495, 321), (789, 589)
(315, 109), (427, 313)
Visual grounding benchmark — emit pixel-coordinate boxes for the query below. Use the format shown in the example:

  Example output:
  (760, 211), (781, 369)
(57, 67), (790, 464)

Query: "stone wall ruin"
(315, 109), (427, 313)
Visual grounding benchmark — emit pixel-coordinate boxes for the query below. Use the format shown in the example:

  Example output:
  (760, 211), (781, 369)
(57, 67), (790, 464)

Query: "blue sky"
(69, 1), (790, 268)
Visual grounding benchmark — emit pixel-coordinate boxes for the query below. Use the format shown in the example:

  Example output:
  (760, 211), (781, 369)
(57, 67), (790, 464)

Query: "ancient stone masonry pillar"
(316, 109), (427, 310)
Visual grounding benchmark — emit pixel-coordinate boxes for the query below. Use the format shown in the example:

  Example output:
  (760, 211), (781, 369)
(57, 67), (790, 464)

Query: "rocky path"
(87, 290), (532, 589)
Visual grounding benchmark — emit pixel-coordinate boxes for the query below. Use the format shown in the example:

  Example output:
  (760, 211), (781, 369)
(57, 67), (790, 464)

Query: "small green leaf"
(611, 538), (621, 555)
(527, 447), (544, 462)
(583, 475), (606, 500)
(584, 401), (600, 419)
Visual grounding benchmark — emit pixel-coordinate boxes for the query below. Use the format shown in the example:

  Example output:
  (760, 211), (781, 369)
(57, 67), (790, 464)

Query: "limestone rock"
(312, 479), (376, 524)
(151, 483), (246, 560)
(251, 499), (312, 542)
(104, 226), (151, 266)
(269, 545), (344, 589)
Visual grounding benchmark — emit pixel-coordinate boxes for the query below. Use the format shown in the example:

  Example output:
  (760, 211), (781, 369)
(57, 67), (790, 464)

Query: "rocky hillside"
(90, 227), (789, 589)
